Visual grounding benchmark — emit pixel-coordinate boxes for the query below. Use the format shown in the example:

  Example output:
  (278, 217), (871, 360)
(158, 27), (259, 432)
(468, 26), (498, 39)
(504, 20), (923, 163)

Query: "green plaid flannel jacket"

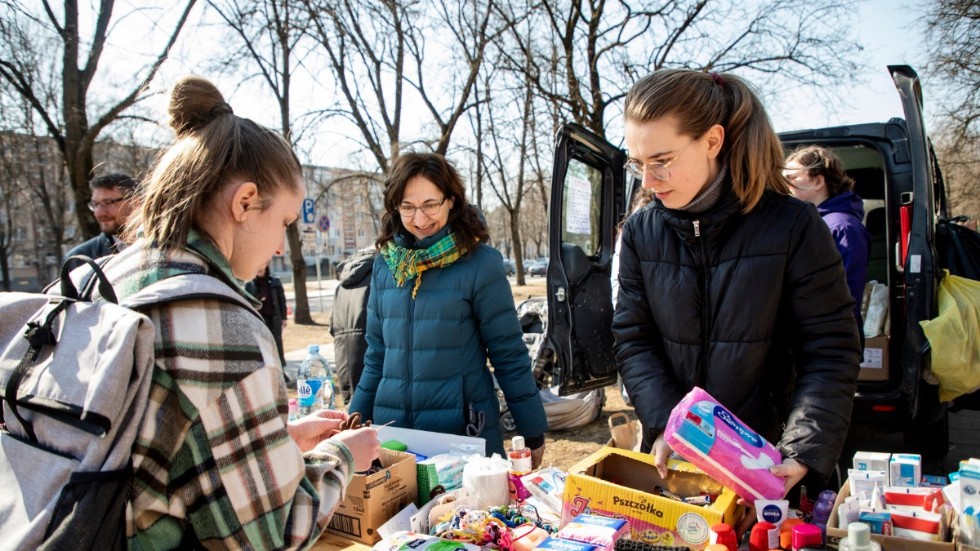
(100, 232), (353, 550)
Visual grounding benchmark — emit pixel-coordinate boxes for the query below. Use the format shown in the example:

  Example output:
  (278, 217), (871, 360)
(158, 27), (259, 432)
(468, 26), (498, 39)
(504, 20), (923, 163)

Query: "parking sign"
(302, 198), (315, 224)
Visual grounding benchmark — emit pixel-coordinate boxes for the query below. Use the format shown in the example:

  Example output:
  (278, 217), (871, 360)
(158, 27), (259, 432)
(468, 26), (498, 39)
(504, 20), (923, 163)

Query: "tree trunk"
(286, 222), (313, 324)
(510, 207), (525, 287)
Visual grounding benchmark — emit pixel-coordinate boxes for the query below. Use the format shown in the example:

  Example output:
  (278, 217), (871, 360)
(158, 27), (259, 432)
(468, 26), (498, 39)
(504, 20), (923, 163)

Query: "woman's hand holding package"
(651, 431), (673, 479)
(770, 457), (809, 497)
(332, 427), (381, 472)
(531, 443), (546, 469)
(288, 409), (349, 452)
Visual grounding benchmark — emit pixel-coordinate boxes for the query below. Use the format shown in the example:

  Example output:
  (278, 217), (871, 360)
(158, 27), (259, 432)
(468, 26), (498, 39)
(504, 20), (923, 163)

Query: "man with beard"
(66, 173), (139, 259)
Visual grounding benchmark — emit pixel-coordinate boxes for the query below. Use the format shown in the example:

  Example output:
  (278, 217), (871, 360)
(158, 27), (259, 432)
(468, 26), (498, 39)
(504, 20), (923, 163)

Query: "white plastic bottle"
(839, 521), (881, 551)
(297, 344), (334, 414)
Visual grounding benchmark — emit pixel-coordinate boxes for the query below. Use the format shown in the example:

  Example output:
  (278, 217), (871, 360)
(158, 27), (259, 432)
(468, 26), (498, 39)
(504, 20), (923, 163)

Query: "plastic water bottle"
(287, 398), (299, 422)
(297, 344), (334, 415)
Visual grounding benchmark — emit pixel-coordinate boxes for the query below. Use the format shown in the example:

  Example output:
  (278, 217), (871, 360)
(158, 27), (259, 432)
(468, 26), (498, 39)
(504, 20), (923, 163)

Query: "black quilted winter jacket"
(612, 186), (861, 482)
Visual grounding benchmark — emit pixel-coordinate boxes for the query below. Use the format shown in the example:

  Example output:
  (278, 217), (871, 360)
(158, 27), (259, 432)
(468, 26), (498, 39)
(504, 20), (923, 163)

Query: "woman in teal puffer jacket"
(348, 153), (548, 464)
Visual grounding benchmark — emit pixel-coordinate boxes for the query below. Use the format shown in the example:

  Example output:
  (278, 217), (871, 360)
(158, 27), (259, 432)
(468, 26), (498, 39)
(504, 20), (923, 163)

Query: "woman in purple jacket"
(785, 145), (871, 340)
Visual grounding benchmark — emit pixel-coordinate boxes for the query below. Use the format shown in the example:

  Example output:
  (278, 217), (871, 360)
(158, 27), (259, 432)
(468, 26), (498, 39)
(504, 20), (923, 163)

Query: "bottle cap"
(791, 523), (822, 550)
(307, 344), (320, 353)
(704, 545), (729, 551)
(512, 435), (526, 451)
(848, 521), (872, 546)
(780, 518), (804, 549)
(288, 398), (297, 406)
(749, 521), (778, 551)
(709, 523), (737, 551)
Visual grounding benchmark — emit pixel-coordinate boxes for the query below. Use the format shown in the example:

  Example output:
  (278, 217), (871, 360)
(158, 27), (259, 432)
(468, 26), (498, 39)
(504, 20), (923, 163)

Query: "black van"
(538, 66), (955, 452)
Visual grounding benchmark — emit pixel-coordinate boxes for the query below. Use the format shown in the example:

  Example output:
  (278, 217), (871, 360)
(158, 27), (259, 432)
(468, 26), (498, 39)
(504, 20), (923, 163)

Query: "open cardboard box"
(827, 477), (954, 550)
(561, 446), (741, 549)
(325, 448), (418, 545)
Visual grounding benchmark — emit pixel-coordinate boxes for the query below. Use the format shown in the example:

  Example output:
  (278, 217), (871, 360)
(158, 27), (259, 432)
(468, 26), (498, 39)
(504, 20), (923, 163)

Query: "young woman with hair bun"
(104, 75), (380, 548)
(612, 69), (861, 501)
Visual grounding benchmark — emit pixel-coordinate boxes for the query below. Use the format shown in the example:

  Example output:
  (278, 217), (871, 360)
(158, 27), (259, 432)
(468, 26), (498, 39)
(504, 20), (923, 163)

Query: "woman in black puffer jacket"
(613, 69), (861, 496)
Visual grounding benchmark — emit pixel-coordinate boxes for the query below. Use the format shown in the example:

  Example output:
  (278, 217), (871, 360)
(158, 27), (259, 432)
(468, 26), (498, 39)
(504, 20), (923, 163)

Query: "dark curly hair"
(375, 152), (489, 254)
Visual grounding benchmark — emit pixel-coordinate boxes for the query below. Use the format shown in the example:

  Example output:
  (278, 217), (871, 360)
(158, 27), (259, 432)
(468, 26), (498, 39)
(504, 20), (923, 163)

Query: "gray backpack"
(0, 256), (252, 550)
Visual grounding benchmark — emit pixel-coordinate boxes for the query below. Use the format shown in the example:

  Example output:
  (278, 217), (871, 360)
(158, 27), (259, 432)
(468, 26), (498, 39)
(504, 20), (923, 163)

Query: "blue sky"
(772, 0), (932, 133)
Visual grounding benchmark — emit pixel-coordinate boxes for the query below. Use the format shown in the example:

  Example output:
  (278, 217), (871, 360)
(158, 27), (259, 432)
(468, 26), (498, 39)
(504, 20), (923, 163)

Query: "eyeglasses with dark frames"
(624, 139), (698, 181)
(398, 197), (447, 218)
(86, 196), (129, 211)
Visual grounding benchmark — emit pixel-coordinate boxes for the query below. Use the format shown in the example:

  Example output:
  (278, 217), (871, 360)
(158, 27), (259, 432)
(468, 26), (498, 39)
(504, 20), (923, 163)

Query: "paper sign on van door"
(565, 162), (593, 235)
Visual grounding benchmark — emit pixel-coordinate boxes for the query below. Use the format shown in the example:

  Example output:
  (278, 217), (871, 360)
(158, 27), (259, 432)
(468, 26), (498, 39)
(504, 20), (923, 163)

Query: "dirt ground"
(282, 279), (638, 471)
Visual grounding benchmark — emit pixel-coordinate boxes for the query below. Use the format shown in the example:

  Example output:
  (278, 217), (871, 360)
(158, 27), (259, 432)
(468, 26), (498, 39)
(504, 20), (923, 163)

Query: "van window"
(562, 158), (603, 257)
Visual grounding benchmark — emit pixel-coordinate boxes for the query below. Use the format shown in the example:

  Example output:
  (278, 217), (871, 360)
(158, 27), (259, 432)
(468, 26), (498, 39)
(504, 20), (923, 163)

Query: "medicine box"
(853, 451), (891, 473)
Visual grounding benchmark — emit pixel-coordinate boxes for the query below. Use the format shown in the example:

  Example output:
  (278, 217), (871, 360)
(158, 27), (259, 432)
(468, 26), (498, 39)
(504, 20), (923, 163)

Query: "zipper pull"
(693, 220), (701, 237)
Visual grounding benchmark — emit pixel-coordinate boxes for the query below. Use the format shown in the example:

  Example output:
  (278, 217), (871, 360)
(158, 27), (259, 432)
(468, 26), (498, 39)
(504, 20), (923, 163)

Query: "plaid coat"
(98, 233), (353, 550)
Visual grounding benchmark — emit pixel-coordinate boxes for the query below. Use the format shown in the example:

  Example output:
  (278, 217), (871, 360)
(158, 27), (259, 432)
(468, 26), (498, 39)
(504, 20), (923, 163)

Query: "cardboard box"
(561, 447), (741, 549)
(325, 448), (418, 545)
(859, 335), (889, 381)
(827, 478), (954, 550)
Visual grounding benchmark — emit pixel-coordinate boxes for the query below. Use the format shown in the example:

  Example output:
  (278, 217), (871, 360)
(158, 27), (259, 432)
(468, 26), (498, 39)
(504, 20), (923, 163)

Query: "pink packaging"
(664, 386), (785, 503)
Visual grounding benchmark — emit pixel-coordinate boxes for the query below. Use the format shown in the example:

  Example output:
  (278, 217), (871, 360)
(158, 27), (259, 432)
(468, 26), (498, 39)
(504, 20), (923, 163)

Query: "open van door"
(890, 65), (944, 422)
(541, 123), (630, 395)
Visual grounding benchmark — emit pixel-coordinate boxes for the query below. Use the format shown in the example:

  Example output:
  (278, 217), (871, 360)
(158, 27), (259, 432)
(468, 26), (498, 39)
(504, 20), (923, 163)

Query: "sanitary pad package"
(664, 386), (784, 503)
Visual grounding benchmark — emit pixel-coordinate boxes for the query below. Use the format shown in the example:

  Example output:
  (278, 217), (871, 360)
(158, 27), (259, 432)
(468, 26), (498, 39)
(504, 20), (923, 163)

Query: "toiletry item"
(889, 453), (922, 487)
(848, 469), (887, 499)
(852, 451), (890, 473)
(838, 522), (881, 551)
(664, 387), (784, 502)
(535, 536), (600, 551)
(811, 489), (837, 543)
(508, 435), (533, 502)
(790, 523), (822, 550)
(779, 518), (804, 550)
(556, 514), (629, 551)
(755, 499), (789, 528)
(511, 524), (549, 551)
(858, 510), (893, 535)
(890, 509), (944, 541)
(749, 521), (779, 551)
(708, 523), (737, 551)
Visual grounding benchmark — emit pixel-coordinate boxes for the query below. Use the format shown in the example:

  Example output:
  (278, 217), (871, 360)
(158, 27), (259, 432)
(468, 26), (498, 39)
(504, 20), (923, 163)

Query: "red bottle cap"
(791, 523), (823, 550)
(709, 523), (737, 551)
(749, 521), (779, 551)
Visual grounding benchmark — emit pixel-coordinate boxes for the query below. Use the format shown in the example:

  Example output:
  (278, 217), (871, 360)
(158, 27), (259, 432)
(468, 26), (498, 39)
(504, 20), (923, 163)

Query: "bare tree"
(933, 121), (980, 221)
(924, 0), (979, 149)
(301, 0), (496, 172)
(494, 0), (862, 139)
(0, 1), (197, 239)
(209, 0), (326, 323)
(924, 0), (979, 223)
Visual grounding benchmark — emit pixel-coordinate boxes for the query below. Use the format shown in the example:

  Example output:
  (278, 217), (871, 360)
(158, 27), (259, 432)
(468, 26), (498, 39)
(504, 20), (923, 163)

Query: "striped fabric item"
(99, 232), (354, 550)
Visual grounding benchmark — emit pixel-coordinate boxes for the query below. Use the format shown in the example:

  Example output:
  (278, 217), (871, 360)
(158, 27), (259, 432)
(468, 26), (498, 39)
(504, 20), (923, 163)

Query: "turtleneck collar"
(677, 160), (729, 214)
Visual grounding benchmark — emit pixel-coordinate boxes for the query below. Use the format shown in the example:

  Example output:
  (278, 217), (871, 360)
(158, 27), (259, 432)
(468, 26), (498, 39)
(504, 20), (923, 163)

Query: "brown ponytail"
(624, 69), (789, 213)
(127, 76), (302, 249)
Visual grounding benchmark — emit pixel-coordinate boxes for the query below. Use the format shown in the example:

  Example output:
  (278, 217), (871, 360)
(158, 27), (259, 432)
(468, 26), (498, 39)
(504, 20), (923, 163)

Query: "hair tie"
(708, 71), (725, 87)
(210, 102), (234, 118)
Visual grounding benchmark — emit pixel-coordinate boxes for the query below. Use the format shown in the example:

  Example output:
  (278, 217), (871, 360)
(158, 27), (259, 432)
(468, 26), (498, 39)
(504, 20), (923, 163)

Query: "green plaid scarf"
(381, 231), (463, 299)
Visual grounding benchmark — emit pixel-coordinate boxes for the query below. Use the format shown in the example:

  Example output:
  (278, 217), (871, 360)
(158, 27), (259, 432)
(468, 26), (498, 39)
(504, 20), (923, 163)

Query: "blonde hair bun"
(168, 76), (234, 137)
